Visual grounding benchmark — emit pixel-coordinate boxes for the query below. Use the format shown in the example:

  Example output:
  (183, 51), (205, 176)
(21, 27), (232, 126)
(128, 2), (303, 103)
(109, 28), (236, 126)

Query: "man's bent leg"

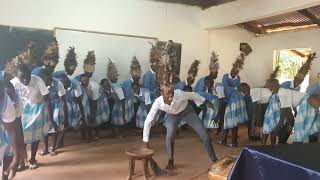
(165, 114), (179, 162)
(184, 106), (218, 162)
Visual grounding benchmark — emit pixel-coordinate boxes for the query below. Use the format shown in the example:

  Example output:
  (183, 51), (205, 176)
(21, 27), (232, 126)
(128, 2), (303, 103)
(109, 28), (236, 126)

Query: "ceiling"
(150, 0), (236, 9)
(239, 5), (320, 35)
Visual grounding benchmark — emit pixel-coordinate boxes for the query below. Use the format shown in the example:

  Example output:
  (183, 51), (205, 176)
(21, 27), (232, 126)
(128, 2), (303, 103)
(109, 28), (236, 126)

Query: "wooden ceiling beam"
(290, 50), (307, 58)
(298, 9), (320, 26)
(264, 22), (314, 29)
(238, 22), (267, 34)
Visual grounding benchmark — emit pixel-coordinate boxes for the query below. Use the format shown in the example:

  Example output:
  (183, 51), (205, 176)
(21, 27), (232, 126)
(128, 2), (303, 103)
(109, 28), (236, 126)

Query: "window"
(274, 48), (311, 92)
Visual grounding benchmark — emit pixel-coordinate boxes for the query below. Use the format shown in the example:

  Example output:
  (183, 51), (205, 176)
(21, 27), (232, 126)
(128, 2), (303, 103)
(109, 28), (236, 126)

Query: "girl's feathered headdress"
(149, 41), (160, 64)
(232, 52), (246, 70)
(209, 51), (219, 74)
(107, 58), (119, 83)
(187, 59), (200, 78)
(42, 40), (59, 65)
(295, 53), (316, 80)
(130, 56), (141, 79)
(4, 42), (35, 78)
(64, 46), (77, 69)
(83, 51), (96, 73)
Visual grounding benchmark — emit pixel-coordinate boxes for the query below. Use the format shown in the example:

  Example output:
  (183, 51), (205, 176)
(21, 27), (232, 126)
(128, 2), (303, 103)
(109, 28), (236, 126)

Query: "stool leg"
(143, 159), (149, 180)
(132, 160), (135, 175)
(145, 159), (150, 177)
(127, 159), (134, 180)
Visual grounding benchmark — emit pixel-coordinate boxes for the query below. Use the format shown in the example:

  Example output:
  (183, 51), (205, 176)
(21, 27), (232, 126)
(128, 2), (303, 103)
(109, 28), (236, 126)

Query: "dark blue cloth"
(122, 79), (133, 99)
(194, 77), (215, 101)
(228, 144), (320, 180)
(175, 81), (186, 90)
(142, 70), (156, 100)
(31, 66), (44, 76)
(222, 73), (240, 103)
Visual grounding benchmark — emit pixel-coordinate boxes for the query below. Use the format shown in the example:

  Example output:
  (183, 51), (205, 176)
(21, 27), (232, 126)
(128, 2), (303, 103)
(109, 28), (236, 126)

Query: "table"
(228, 143), (320, 180)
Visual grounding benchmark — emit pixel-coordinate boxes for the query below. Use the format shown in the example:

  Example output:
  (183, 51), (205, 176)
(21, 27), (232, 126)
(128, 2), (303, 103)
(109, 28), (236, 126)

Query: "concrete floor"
(13, 126), (262, 180)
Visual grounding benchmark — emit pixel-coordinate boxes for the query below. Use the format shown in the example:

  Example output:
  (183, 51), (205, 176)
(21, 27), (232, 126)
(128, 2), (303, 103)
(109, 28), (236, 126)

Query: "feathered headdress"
(130, 56), (141, 79)
(156, 41), (177, 86)
(42, 40), (59, 65)
(269, 65), (280, 80)
(149, 41), (160, 64)
(209, 51), (219, 74)
(294, 53), (316, 80)
(187, 59), (200, 78)
(4, 42), (35, 78)
(232, 52), (246, 70)
(64, 46), (77, 69)
(107, 58), (119, 83)
(83, 51), (96, 73)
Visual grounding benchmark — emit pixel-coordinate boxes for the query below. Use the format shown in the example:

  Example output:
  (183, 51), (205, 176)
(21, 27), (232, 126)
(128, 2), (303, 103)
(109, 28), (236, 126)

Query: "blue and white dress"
(95, 88), (110, 126)
(135, 88), (153, 128)
(198, 94), (219, 129)
(263, 94), (281, 134)
(64, 79), (83, 128)
(48, 78), (66, 133)
(21, 75), (50, 144)
(54, 71), (83, 128)
(223, 74), (248, 129)
(74, 74), (91, 126)
(294, 84), (320, 142)
(111, 83), (128, 126)
(122, 79), (135, 123)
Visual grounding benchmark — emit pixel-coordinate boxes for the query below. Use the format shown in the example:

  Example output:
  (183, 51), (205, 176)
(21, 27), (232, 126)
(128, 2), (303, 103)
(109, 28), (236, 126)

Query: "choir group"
(0, 39), (320, 178)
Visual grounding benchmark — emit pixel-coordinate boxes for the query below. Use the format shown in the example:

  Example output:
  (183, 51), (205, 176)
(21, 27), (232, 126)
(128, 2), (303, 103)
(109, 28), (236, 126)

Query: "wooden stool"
(125, 148), (155, 180)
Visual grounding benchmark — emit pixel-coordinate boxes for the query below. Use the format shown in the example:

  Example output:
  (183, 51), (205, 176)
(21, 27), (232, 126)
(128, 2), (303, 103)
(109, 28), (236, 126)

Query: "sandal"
(50, 149), (57, 156)
(29, 163), (38, 170)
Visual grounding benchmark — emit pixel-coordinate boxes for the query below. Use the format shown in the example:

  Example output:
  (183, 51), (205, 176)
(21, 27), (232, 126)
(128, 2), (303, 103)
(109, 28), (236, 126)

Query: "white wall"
(0, 0), (209, 82)
(208, 26), (255, 84)
(201, 0), (320, 29)
(208, 27), (320, 87)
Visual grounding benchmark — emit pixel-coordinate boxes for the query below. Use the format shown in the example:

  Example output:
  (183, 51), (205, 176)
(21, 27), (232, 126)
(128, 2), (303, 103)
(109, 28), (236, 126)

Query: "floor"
(12, 126), (263, 180)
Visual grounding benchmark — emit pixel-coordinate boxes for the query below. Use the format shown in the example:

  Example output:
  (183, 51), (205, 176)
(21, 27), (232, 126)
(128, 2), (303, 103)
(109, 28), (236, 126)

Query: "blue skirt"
(136, 104), (156, 129)
(22, 102), (50, 144)
(263, 95), (281, 134)
(294, 96), (320, 142)
(199, 97), (219, 128)
(111, 100), (129, 126)
(66, 97), (82, 128)
(224, 92), (248, 129)
(96, 94), (110, 126)
(124, 97), (134, 123)
(49, 99), (65, 133)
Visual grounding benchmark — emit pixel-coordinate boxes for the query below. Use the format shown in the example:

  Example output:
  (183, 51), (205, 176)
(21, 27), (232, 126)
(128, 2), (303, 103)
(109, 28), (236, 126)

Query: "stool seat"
(125, 148), (155, 180)
(126, 148), (154, 159)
